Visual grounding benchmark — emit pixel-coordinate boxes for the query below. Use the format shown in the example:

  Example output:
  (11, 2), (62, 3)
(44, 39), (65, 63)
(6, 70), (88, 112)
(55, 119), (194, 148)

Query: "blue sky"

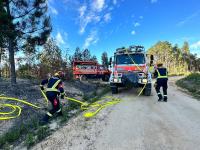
(48, 0), (200, 60)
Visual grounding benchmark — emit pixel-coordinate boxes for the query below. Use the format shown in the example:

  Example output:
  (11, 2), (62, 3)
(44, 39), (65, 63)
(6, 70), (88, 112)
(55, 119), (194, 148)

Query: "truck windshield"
(116, 54), (145, 65)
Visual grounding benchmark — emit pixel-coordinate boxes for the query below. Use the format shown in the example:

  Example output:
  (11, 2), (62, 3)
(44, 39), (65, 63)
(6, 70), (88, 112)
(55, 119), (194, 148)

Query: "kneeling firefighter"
(154, 62), (168, 102)
(40, 71), (65, 122)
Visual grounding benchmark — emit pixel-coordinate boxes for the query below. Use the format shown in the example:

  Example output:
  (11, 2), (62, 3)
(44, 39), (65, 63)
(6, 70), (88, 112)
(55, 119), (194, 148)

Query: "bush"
(25, 133), (35, 147)
(176, 73), (200, 99)
(37, 126), (50, 141)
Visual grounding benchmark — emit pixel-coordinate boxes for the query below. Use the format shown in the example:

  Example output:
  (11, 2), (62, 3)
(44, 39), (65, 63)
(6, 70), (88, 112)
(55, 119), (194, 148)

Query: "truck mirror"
(109, 57), (112, 66)
(150, 55), (154, 66)
(150, 55), (154, 60)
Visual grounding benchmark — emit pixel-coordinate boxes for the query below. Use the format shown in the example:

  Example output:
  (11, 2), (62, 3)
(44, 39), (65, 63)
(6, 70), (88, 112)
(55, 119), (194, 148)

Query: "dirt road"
(31, 77), (200, 150)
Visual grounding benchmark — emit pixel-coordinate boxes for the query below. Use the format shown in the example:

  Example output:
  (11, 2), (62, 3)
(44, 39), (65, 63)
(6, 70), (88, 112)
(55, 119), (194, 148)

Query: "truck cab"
(109, 45), (153, 95)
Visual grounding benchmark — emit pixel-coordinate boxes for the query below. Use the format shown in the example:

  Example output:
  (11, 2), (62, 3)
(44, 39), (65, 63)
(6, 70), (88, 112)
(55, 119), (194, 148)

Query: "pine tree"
(39, 38), (62, 73)
(74, 47), (82, 61)
(0, 0), (52, 84)
(91, 55), (97, 61)
(82, 48), (91, 61)
(182, 41), (190, 54)
(101, 52), (109, 68)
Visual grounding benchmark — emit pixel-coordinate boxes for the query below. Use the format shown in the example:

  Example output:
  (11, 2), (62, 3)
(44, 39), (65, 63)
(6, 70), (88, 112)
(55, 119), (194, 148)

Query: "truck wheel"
(111, 86), (118, 94)
(80, 75), (87, 81)
(143, 83), (151, 96)
(102, 75), (110, 82)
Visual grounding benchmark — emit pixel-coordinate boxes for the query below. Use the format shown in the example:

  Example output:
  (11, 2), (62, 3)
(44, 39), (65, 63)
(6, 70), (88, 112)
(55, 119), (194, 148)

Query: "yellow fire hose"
(0, 96), (41, 120)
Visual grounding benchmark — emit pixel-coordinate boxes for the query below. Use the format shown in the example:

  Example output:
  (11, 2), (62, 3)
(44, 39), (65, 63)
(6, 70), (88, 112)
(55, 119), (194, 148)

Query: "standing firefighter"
(40, 71), (65, 122)
(154, 62), (168, 102)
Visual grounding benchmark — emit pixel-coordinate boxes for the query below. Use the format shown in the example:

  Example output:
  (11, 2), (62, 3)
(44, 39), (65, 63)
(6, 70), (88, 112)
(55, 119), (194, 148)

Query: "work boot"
(158, 94), (162, 101)
(57, 111), (63, 117)
(164, 96), (168, 102)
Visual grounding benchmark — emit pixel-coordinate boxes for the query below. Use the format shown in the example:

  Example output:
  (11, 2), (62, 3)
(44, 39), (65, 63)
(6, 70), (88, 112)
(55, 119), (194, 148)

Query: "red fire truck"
(109, 45), (154, 95)
(73, 61), (111, 81)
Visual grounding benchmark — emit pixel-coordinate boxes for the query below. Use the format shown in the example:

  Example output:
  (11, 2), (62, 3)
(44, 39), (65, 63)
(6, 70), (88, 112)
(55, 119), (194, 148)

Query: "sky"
(48, 0), (200, 60)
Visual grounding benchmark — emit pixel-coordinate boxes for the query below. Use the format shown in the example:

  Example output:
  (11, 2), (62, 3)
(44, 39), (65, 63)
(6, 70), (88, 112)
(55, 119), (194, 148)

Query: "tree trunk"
(0, 52), (1, 78)
(8, 39), (16, 84)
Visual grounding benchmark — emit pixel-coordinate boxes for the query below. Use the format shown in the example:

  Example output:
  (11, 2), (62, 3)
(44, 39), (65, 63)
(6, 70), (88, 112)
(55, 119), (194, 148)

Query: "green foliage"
(0, 0), (52, 84)
(0, 124), (25, 147)
(182, 41), (190, 54)
(0, 117), (40, 148)
(37, 126), (50, 141)
(176, 73), (200, 99)
(101, 52), (109, 68)
(148, 41), (200, 75)
(25, 133), (35, 147)
(82, 49), (91, 61)
(73, 47), (83, 61)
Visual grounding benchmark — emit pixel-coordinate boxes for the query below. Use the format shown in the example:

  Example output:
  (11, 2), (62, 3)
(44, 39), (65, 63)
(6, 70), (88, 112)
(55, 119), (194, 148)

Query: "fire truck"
(109, 45), (154, 95)
(73, 60), (111, 81)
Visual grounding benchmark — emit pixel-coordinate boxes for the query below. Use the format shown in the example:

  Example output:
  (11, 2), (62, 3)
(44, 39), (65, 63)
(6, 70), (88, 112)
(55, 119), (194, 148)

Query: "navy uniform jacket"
(41, 76), (64, 94)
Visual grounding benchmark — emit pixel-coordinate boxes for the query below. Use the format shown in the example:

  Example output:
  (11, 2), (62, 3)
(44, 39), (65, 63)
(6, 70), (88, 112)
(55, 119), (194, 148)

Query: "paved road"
(93, 78), (200, 150)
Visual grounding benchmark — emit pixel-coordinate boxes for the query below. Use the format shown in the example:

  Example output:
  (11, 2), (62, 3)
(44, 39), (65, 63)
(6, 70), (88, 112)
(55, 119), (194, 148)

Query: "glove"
(40, 86), (44, 91)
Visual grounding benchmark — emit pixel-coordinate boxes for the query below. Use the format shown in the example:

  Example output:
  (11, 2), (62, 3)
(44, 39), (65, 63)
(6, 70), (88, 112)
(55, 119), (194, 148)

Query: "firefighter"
(154, 62), (168, 102)
(40, 71), (65, 123)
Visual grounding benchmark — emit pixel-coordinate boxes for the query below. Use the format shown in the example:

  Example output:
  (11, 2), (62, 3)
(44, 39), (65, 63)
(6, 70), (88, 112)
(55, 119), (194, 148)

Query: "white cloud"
(177, 11), (200, 26)
(139, 16), (143, 19)
(104, 13), (111, 22)
(151, 0), (158, 3)
(79, 5), (87, 18)
(78, 0), (118, 34)
(79, 15), (100, 35)
(191, 41), (200, 49)
(113, 0), (117, 5)
(134, 22), (140, 27)
(83, 30), (99, 48)
(49, 6), (58, 15)
(92, 0), (105, 12)
(131, 30), (136, 35)
(56, 32), (65, 45)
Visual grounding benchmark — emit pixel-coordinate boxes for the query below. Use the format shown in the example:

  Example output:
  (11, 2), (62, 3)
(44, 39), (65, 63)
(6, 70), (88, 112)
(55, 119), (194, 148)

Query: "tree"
(101, 52), (109, 68)
(82, 48), (91, 61)
(148, 41), (187, 75)
(39, 38), (63, 76)
(0, 0), (52, 84)
(91, 55), (97, 61)
(73, 47), (82, 61)
(0, 48), (6, 78)
(182, 41), (190, 54)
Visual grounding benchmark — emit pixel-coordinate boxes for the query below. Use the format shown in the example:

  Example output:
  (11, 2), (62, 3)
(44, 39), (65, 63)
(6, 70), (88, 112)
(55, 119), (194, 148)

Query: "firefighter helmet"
(54, 71), (64, 78)
(157, 61), (163, 67)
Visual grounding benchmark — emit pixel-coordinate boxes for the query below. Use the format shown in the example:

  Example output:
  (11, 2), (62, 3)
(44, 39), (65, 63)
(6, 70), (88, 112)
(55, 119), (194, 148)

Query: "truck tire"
(80, 75), (87, 81)
(143, 83), (151, 96)
(111, 86), (118, 94)
(102, 75), (110, 82)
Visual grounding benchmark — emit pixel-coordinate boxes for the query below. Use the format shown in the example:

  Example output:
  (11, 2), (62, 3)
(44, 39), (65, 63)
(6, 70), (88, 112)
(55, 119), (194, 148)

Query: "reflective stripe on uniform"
(52, 79), (61, 89)
(46, 88), (59, 92)
(47, 112), (53, 117)
(157, 69), (168, 79)
(56, 109), (61, 113)
(46, 79), (61, 92)
(163, 95), (167, 97)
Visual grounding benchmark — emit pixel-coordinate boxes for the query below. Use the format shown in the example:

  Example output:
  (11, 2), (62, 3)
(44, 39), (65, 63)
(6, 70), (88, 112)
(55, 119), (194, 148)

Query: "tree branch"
(13, 7), (36, 19)
(20, 26), (46, 35)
